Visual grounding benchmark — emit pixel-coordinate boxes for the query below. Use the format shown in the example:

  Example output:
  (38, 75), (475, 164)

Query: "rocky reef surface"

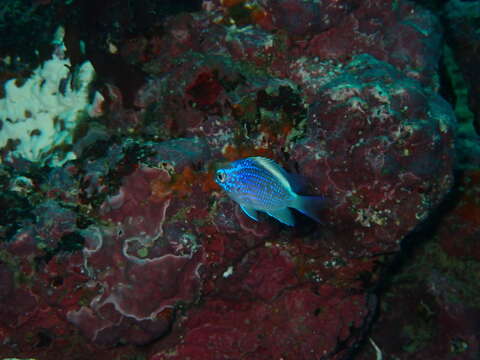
(0, 0), (478, 359)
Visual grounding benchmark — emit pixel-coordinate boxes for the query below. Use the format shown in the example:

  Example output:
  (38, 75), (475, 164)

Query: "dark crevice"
(34, 231), (85, 268)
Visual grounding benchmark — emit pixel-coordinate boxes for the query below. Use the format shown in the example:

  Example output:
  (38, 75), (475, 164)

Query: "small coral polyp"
(0, 28), (101, 166)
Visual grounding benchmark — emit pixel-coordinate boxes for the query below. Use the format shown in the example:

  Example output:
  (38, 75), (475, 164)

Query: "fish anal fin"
(267, 208), (295, 226)
(240, 205), (259, 221)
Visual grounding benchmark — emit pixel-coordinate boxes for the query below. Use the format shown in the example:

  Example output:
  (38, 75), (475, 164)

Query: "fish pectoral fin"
(240, 205), (259, 221)
(267, 208), (295, 226)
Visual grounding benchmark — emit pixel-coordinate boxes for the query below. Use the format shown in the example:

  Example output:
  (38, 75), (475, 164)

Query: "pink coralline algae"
(1, 0), (477, 359)
(67, 165), (203, 346)
(152, 286), (373, 360)
(261, 0), (359, 37)
(150, 245), (375, 359)
(291, 54), (456, 254)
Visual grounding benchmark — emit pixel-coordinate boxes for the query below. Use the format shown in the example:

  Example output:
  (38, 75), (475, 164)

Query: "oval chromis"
(215, 156), (324, 226)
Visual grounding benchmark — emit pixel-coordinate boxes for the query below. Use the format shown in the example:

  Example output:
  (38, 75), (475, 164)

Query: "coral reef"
(0, 0), (478, 359)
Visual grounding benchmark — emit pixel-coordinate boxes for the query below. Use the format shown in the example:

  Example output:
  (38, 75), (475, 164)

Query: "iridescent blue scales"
(215, 156), (324, 226)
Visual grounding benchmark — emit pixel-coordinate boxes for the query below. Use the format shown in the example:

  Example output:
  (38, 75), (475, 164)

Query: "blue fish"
(215, 156), (324, 226)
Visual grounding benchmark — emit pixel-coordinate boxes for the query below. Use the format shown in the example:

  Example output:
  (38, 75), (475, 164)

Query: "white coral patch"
(0, 28), (102, 165)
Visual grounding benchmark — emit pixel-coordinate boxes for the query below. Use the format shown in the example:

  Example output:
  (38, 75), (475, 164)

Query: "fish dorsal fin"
(251, 157), (292, 191)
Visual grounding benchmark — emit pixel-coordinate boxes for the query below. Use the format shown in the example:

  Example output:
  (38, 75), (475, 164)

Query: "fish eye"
(216, 170), (226, 183)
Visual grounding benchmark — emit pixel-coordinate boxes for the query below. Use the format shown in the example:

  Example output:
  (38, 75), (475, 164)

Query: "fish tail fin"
(292, 195), (326, 223)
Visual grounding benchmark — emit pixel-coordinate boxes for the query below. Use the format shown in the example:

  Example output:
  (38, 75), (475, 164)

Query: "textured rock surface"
(356, 170), (480, 360)
(0, 0), (475, 359)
